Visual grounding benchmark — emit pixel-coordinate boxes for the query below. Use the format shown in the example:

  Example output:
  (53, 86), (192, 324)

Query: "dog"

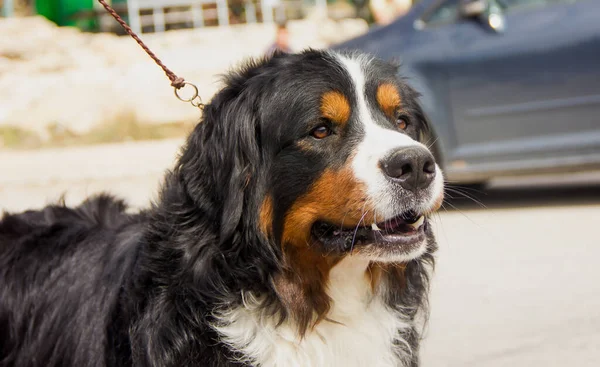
(0, 50), (444, 367)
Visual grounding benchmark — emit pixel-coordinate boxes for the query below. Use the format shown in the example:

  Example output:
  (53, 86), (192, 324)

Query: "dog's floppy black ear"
(418, 108), (434, 143)
(178, 82), (261, 244)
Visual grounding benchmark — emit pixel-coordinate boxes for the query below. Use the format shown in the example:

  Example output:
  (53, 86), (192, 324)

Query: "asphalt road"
(1, 140), (599, 366)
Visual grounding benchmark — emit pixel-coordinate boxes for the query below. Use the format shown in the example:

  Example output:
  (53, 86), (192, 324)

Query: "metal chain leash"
(96, 0), (203, 109)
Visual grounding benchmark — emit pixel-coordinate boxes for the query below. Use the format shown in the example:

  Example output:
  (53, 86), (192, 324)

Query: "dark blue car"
(336, 0), (600, 184)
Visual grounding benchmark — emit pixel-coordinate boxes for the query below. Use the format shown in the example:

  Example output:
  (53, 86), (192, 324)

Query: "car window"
(497, 0), (581, 11)
(498, 0), (547, 9)
(421, 0), (578, 28)
(422, 0), (461, 27)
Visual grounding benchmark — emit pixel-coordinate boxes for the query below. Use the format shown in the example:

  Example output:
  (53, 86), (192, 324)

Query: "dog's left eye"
(310, 125), (332, 139)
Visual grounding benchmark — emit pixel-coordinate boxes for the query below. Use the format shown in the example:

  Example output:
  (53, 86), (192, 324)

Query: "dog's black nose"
(380, 147), (436, 191)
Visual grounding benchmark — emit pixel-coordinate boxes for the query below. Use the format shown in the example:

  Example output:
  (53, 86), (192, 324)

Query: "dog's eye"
(310, 125), (332, 139)
(396, 115), (409, 130)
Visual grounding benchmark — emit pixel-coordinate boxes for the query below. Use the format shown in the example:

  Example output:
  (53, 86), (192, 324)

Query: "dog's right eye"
(396, 113), (410, 131)
(310, 125), (332, 139)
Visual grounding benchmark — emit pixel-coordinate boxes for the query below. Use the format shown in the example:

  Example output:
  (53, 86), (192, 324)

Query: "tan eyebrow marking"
(376, 83), (402, 118)
(320, 91), (351, 125)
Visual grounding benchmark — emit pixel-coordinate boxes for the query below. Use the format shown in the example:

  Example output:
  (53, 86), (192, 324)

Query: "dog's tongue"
(371, 215), (425, 232)
(382, 216), (405, 231)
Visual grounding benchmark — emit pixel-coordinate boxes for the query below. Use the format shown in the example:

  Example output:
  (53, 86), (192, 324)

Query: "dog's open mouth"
(311, 211), (427, 251)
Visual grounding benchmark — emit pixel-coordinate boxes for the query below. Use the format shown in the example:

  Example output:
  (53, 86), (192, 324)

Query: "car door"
(443, 0), (600, 176)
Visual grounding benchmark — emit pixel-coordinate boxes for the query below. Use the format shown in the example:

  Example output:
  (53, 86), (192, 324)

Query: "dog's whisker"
(445, 187), (487, 208)
(351, 209), (370, 255)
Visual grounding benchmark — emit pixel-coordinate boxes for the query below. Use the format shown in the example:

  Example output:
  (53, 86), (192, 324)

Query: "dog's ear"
(178, 84), (261, 244)
(404, 83), (434, 146)
(418, 108), (434, 144)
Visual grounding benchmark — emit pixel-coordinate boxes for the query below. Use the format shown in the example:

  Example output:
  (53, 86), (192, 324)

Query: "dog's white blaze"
(213, 256), (412, 367)
(336, 54), (444, 220)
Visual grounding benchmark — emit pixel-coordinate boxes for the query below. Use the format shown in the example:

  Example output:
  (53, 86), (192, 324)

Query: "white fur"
(213, 256), (413, 367)
(336, 53), (445, 225)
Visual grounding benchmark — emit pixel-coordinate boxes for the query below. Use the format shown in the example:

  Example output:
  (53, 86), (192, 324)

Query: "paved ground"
(422, 185), (600, 367)
(2, 140), (599, 366)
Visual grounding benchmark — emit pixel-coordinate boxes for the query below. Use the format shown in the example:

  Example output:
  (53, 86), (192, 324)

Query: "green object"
(34, 0), (97, 30)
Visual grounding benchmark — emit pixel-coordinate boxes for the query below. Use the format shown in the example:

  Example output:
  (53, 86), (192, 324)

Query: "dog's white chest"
(216, 297), (408, 367)
(214, 257), (413, 367)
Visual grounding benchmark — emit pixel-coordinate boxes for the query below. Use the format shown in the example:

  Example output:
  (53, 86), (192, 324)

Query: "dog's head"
(177, 50), (443, 332)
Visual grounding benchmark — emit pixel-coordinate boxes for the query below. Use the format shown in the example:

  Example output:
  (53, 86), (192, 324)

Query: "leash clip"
(174, 83), (204, 110)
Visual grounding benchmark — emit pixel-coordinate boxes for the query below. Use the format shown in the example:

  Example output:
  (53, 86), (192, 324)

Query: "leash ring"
(174, 82), (199, 103)
(191, 98), (204, 109)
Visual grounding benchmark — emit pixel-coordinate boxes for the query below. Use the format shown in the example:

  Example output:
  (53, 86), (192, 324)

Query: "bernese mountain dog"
(0, 50), (444, 367)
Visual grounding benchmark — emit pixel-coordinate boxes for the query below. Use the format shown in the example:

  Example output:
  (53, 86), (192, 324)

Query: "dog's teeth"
(408, 216), (425, 229)
(371, 223), (381, 231)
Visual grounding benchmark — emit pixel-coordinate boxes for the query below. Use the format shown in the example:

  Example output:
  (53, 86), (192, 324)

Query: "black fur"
(0, 50), (436, 367)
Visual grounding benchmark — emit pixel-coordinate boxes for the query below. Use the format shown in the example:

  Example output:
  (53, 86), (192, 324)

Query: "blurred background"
(1, 0), (599, 366)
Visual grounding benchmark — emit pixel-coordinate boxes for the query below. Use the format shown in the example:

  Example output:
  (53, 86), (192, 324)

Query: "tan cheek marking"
(295, 140), (312, 152)
(320, 91), (351, 125)
(425, 187), (445, 215)
(282, 167), (376, 248)
(259, 195), (274, 236)
(432, 192), (445, 213)
(274, 247), (340, 336)
(376, 83), (402, 118)
(274, 165), (375, 335)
